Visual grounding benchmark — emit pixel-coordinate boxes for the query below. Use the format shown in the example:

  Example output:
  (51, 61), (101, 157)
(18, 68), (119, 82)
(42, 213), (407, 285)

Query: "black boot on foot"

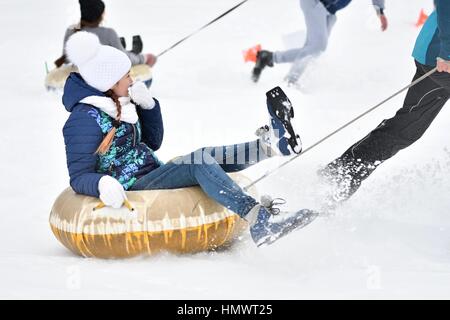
(119, 37), (126, 49)
(252, 50), (274, 83)
(131, 35), (143, 54)
(319, 156), (379, 204)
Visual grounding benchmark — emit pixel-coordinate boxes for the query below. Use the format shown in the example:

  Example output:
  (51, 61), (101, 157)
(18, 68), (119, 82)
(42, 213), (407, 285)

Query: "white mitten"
(98, 175), (127, 209)
(129, 81), (155, 109)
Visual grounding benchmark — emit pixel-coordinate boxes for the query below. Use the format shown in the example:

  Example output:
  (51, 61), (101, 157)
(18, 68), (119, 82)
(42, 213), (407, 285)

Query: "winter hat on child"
(65, 31), (131, 92)
(79, 0), (105, 23)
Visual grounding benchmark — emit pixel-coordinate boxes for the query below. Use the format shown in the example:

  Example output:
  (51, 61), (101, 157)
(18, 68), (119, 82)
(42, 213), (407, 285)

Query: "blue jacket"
(413, 0), (450, 66)
(62, 73), (164, 197)
(319, 0), (385, 15)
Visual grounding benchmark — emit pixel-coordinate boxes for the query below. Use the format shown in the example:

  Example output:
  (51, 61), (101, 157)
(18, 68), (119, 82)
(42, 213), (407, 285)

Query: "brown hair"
(95, 90), (122, 155)
(54, 17), (104, 68)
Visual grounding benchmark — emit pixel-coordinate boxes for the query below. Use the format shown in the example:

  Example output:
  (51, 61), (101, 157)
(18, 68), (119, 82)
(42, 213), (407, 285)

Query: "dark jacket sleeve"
(436, 0), (450, 60)
(136, 98), (164, 151)
(63, 107), (105, 197)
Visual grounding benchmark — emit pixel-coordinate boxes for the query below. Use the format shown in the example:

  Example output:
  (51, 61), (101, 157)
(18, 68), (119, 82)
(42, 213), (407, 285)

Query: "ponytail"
(95, 90), (122, 155)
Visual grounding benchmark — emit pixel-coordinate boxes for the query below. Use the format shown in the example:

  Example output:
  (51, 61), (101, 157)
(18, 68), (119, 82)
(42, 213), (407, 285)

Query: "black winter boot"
(319, 155), (380, 204)
(252, 50), (274, 83)
(131, 35), (143, 54)
(119, 37), (126, 49)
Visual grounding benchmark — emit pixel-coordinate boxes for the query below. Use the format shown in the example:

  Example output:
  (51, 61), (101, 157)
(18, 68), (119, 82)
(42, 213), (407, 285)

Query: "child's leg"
(191, 139), (273, 173)
(131, 150), (257, 218)
(132, 148), (318, 247)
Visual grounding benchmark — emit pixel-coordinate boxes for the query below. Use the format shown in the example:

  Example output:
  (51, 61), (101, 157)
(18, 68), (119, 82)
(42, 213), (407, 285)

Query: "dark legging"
(330, 60), (450, 188)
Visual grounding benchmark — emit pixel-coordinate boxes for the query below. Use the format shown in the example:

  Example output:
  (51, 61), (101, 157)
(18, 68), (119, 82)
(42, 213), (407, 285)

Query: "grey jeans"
(273, 0), (336, 82)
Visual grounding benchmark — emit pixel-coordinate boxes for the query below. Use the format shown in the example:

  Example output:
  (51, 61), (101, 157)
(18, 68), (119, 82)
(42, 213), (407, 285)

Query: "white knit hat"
(65, 31), (131, 92)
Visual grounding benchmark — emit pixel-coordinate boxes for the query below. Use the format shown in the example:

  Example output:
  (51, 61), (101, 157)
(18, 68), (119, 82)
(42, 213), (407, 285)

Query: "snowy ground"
(1, 0), (450, 299)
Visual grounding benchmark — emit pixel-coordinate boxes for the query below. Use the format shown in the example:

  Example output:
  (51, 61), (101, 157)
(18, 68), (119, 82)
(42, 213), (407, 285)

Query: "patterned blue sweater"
(62, 73), (164, 197)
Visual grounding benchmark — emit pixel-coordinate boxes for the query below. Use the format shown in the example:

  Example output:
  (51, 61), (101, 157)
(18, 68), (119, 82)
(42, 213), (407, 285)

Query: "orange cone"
(415, 9), (428, 28)
(242, 44), (261, 63)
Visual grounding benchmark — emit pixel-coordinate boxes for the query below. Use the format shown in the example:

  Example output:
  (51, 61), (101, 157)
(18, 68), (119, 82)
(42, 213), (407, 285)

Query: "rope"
(243, 67), (438, 191)
(157, 0), (249, 57)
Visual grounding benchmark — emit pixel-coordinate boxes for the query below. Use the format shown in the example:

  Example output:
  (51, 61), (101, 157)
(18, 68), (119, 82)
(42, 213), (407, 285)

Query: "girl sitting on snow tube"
(62, 31), (316, 247)
(54, 0), (156, 68)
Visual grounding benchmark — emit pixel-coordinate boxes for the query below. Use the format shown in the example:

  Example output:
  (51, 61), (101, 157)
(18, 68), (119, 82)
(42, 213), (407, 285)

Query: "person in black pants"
(321, 0), (450, 204)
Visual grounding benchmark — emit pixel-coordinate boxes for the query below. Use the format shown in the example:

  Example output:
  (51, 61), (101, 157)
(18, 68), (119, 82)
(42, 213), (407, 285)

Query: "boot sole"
(256, 209), (319, 247)
(266, 86), (302, 154)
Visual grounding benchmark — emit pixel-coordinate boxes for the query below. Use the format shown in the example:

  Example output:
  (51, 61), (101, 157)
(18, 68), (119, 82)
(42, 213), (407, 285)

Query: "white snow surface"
(1, 0), (450, 299)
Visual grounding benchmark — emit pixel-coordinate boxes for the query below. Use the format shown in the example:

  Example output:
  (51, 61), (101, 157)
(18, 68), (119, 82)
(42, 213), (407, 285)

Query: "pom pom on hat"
(65, 31), (101, 66)
(65, 32), (131, 92)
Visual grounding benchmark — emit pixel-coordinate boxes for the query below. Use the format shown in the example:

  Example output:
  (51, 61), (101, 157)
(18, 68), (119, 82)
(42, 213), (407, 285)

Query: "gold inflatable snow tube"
(45, 64), (153, 90)
(50, 174), (257, 259)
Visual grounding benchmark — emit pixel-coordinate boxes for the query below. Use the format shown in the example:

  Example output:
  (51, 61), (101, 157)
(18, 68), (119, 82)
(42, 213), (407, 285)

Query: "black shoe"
(319, 156), (378, 203)
(251, 50), (274, 83)
(119, 37), (126, 49)
(131, 35), (143, 54)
